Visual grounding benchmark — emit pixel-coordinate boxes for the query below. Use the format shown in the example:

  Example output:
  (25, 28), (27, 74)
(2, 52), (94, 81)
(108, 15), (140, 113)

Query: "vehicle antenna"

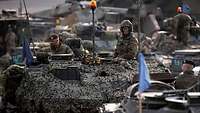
(137, 0), (142, 53)
(89, 0), (97, 63)
(22, 0), (35, 55)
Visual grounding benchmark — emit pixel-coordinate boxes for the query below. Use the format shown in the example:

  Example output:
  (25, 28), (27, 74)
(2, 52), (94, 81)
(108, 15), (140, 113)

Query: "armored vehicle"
(16, 58), (133, 113)
(99, 81), (200, 113)
(0, 9), (28, 47)
(13, 52), (172, 113)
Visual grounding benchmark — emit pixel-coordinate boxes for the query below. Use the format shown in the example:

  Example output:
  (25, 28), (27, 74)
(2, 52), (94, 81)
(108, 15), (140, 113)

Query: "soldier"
(0, 26), (17, 68)
(114, 20), (139, 60)
(174, 60), (197, 89)
(174, 4), (193, 45)
(59, 31), (85, 59)
(48, 34), (73, 54)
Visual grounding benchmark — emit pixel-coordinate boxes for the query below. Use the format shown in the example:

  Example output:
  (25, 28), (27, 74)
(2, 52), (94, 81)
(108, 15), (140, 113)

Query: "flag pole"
(138, 0), (143, 112)
(89, 0), (97, 63)
(92, 9), (95, 62)
(22, 0), (35, 56)
(139, 95), (142, 113)
(137, 0), (142, 52)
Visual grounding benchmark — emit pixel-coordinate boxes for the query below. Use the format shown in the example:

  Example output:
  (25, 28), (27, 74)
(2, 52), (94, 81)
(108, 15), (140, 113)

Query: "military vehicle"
(0, 9), (29, 47)
(99, 81), (200, 113)
(15, 58), (133, 113)
(8, 51), (172, 113)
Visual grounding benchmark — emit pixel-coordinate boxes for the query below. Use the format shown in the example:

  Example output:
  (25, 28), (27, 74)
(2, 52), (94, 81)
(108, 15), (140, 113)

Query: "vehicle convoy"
(3, 1), (199, 113)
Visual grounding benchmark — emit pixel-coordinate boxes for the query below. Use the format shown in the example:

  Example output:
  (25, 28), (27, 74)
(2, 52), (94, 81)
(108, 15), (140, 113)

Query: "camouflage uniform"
(50, 44), (73, 54)
(0, 29), (16, 69)
(141, 37), (152, 54)
(4, 30), (17, 55)
(0, 29), (16, 57)
(175, 70), (197, 89)
(38, 43), (73, 54)
(65, 38), (84, 58)
(151, 31), (185, 54)
(173, 13), (192, 45)
(114, 20), (139, 60)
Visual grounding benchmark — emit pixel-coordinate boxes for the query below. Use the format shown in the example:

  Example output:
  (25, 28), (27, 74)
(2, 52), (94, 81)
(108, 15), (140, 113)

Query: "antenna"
(22, 0), (35, 55)
(18, 0), (22, 15)
(137, 0), (142, 52)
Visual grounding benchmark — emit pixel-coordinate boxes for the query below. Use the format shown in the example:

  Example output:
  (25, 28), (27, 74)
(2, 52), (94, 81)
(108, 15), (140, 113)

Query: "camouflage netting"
(0, 65), (25, 104)
(15, 58), (167, 113)
(16, 61), (133, 113)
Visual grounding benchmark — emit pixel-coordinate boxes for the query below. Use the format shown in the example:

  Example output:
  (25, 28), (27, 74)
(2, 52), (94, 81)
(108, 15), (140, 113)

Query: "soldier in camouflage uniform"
(114, 20), (139, 60)
(175, 60), (197, 89)
(50, 34), (73, 54)
(0, 26), (17, 69)
(45, 34), (73, 54)
(173, 13), (193, 45)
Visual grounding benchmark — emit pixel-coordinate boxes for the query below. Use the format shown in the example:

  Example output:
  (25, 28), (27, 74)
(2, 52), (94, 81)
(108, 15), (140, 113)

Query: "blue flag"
(22, 38), (33, 66)
(182, 3), (191, 14)
(138, 53), (151, 93)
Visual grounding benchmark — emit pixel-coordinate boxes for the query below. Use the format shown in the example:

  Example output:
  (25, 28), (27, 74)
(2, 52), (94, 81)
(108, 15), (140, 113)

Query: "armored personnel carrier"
(0, 9), (28, 47)
(16, 58), (133, 113)
(13, 52), (172, 113)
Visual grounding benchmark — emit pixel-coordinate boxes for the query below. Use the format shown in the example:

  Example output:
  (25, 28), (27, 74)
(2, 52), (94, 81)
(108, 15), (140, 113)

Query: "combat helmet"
(120, 20), (133, 32)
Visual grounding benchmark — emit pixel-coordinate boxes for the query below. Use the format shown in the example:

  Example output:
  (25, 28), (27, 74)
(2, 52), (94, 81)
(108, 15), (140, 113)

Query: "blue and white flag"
(138, 53), (151, 93)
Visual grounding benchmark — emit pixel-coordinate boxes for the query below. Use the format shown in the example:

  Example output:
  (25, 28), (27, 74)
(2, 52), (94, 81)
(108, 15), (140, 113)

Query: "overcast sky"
(0, 0), (66, 13)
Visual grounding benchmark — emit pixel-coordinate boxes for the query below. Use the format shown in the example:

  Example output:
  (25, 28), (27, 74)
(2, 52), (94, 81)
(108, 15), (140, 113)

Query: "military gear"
(174, 13), (192, 45)
(114, 32), (138, 60)
(65, 38), (84, 58)
(50, 44), (73, 55)
(141, 37), (153, 54)
(114, 20), (139, 60)
(16, 61), (134, 113)
(152, 31), (185, 54)
(39, 43), (73, 55)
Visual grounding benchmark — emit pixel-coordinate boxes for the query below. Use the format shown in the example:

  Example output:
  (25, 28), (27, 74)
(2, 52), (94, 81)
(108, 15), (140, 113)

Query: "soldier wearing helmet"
(114, 20), (139, 60)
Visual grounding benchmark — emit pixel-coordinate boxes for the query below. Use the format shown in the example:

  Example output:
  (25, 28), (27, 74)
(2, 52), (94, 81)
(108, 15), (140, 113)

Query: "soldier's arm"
(65, 45), (74, 55)
(128, 37), (139, 56)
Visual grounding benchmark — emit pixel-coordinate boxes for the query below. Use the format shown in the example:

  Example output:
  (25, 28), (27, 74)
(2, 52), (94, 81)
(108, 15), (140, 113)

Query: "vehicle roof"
(174, 49), (200, 55)
(0, 16), (26, 21)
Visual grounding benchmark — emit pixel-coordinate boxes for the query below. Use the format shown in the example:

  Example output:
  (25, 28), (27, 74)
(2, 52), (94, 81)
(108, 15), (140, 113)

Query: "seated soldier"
(114, 20), (139, 60)
(47, 34), (73, 55)
(0, 26), (17, 69)
(175, 60), (197, 89)
(36, 34), (74, 63)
